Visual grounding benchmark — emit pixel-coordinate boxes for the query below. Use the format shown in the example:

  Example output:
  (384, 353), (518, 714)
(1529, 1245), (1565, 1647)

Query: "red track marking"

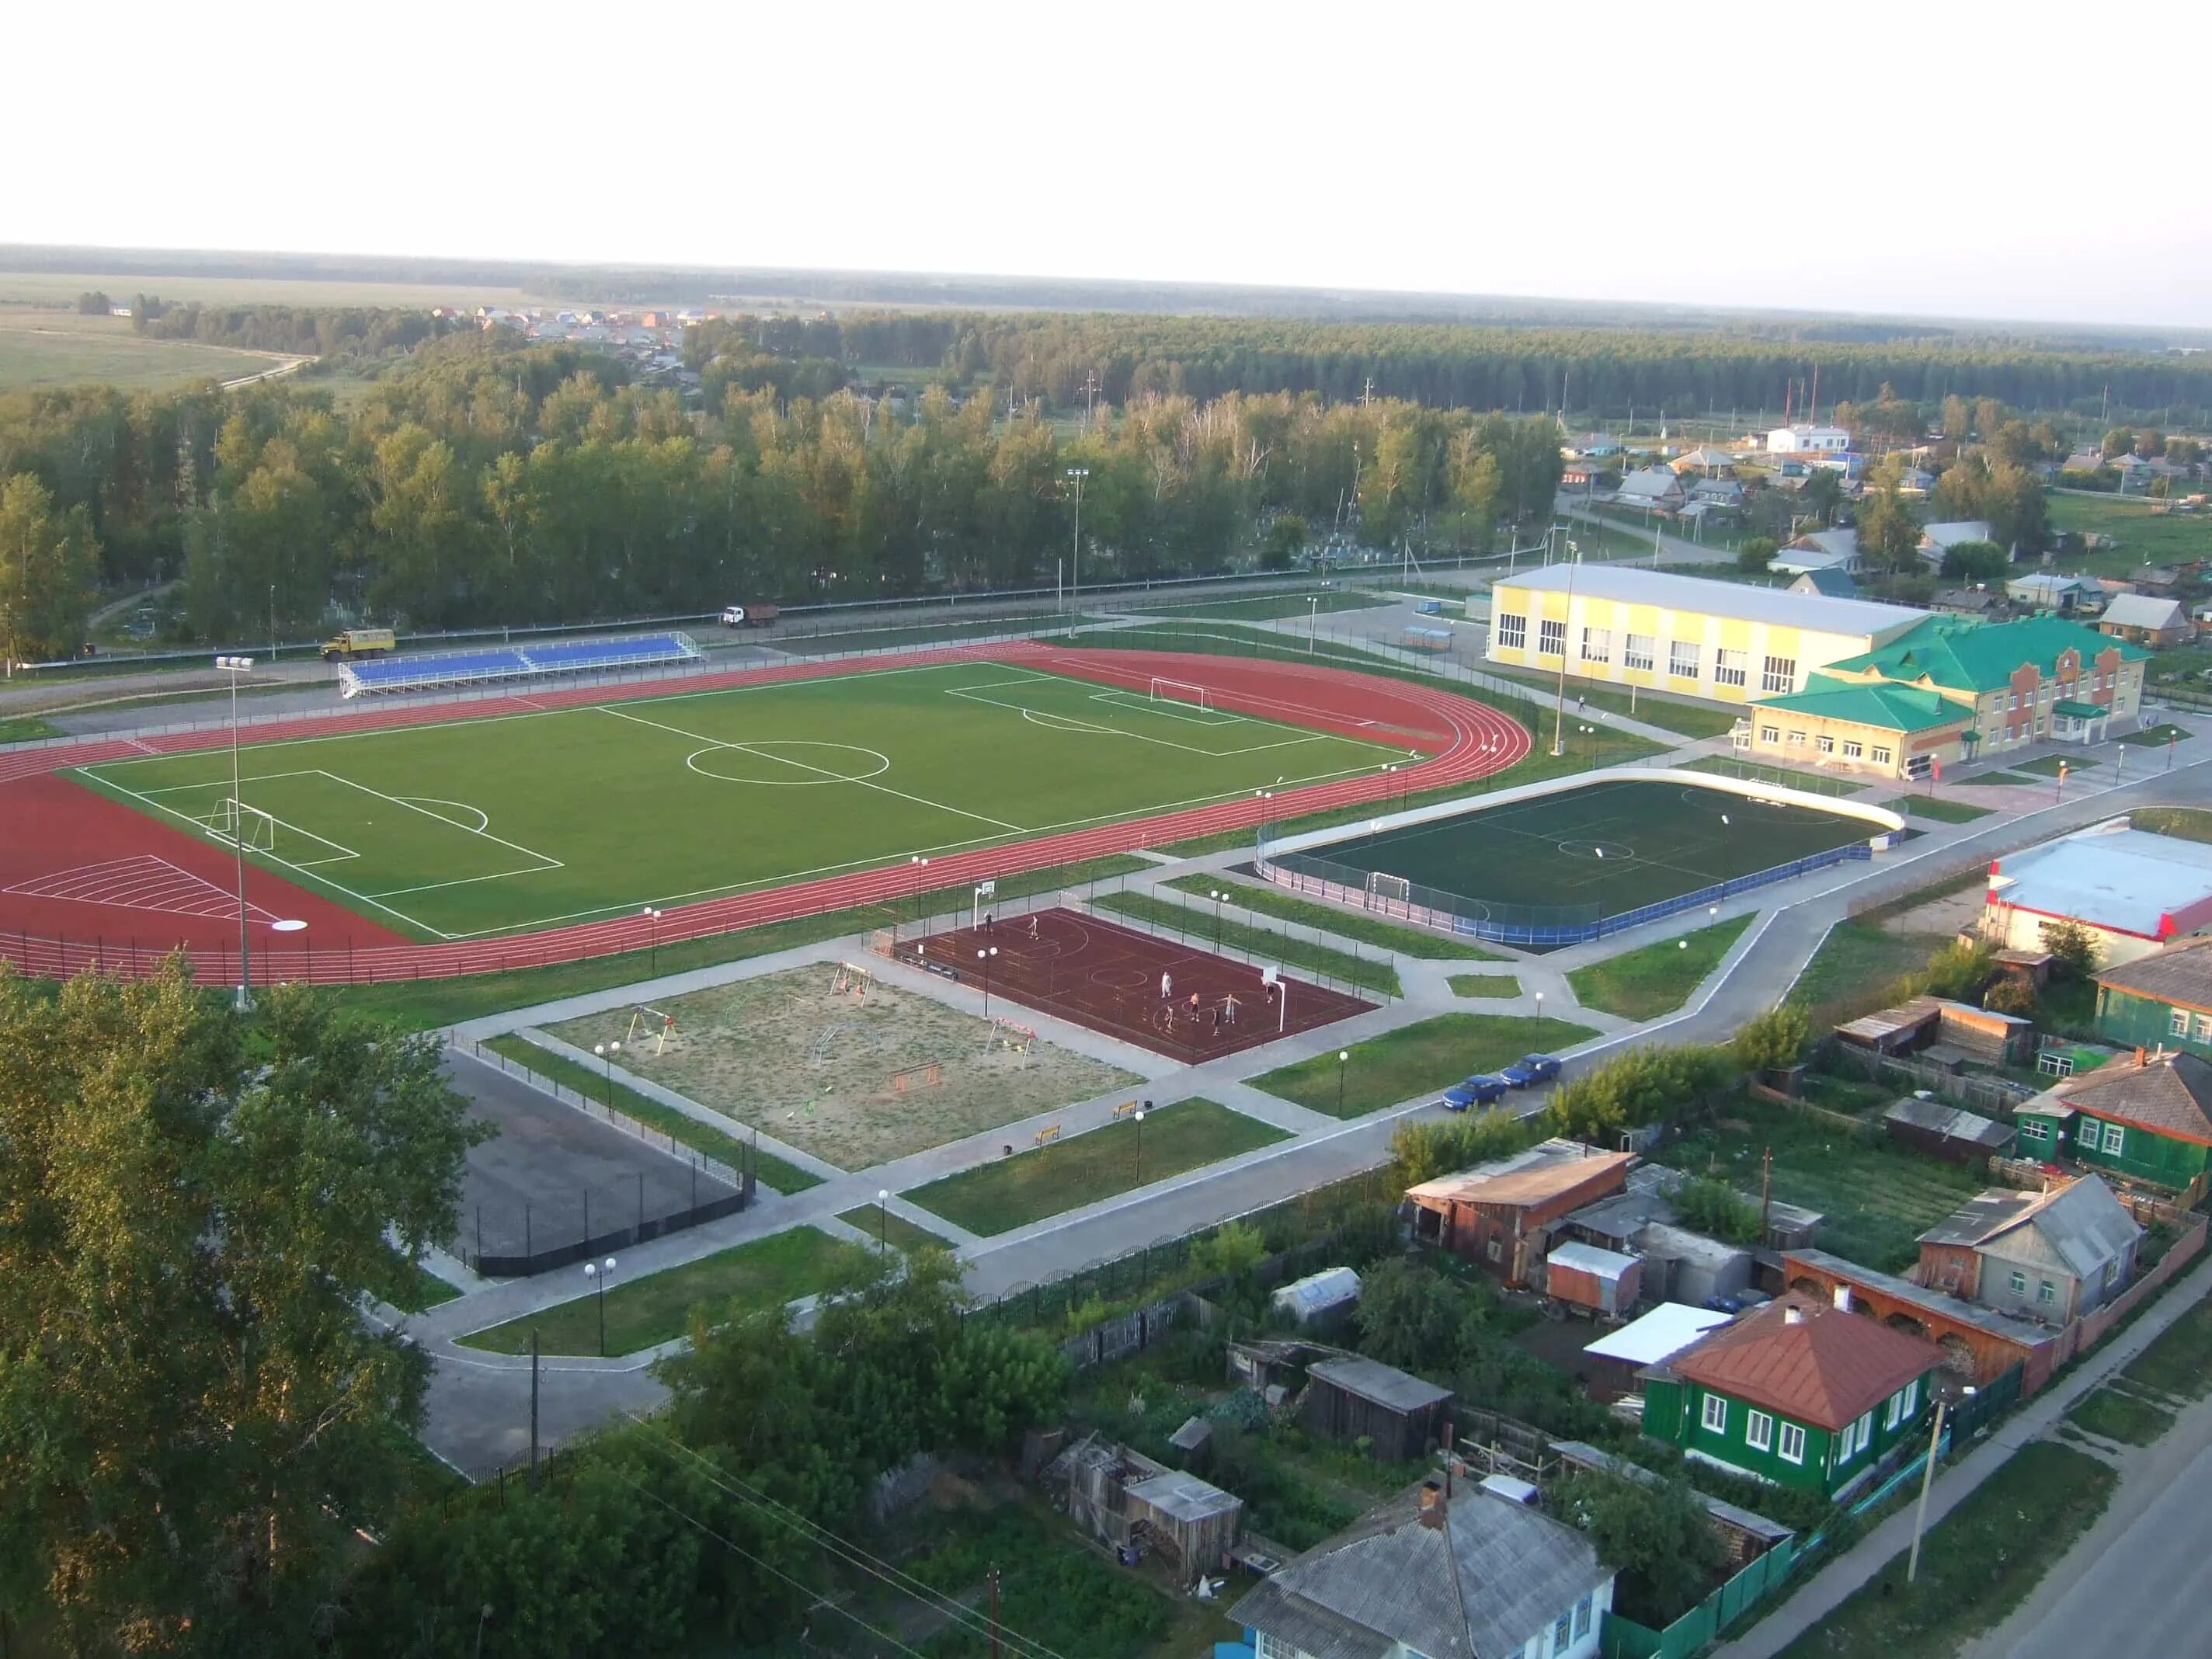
(0, 645), (1529, 985)
(4, 855), (284, 922)
(907, 906), (1372, 1060)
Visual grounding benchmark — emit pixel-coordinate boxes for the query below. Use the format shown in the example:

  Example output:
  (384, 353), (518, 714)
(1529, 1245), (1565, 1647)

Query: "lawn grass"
(2113, 1295), (2212, 1400)
(455, 1226), (867, 1356)
(478, 1033), (823, 1195)
(1967, 770), (2046, 787)
(1776, 1441), (2117, 1659)
(902, 1099), (1289, 1236)
(2046, 489), (2212, 572)
(1160, 873), (1500, 959)
(1676, 754), (1866, 797)
(1130, 589), (1396, 623)
(2129, 805), (2212, 843)
(2010, 753), (2096, 777)
(0, 715), (62, 744)
(2119, 722), (2192, 746)
(329, 854), (1151, 1029)
(0, 309), (283, 392)
(2065, 1382), (2179, 1445)
(1653, 1093), (1985, 1272)
(393, 1261), (463, 1312)
(1566, 915), (1751, 1021)
(773, 611), (1076, 656)
(1092, 890), (1402, 996)
(1883, 794), (1993, 823)
(836, 1204), (955, 1254)
(1479, 670), (1741, 739)
(1448, 973), (1522, 999)
(1789, 920), (1948, 1019)
(1251, 1011), (1598, 1118)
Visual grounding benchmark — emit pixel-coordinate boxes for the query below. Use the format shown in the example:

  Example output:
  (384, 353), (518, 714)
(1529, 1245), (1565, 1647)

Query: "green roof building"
(2013, 1048), (2212, 1198)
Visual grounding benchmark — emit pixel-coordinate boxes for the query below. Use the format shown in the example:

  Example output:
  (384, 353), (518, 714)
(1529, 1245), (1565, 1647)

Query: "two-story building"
(1639, 1292), (1942, 1499)
(1913, 1177), (2142, 1324)
(2013, 1048), (2212, 1197)
(1234, 1482), (1616, 1659)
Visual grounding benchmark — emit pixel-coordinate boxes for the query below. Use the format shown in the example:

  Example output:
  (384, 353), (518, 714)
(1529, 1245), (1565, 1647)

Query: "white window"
(1702, 1394), (1729, 1434)
(1745, 1409), (1774, 1451)
(2010, 690), (2022, 710)
(1871, 746), (1894, 765)
(2009, 1269), (2028, 1294)
(1884, 1392), (1901, 1430)
(1762, 654), (1798, 694)
(1582, 626), (1612, 665)
(1817, 735), (1835, 754)
(1556, 1613), (1572, 1650)
(1497, 613), (1527, 651)
(1778, 1421), (1807, 1464)
(1625, 633), (1655, 672)
(1760, 725), (1780, 743)
(1575, 1596), (1593, 1640)
(2019, 1118), (2048, 1144)
(1900, 1378), (1918, 1419)
(2174, 1007), (2193, 1038)
(1842, 740), (1864, 759)
(2038, 1279), (2057, 1304)
(1539, 618), (1565, 657)
(1856, 1410), (1873, 1450)
(1715, 649), (1748, 688)
(1835, 1419), (1856, 1462)
(1669, 639), (1699, 678)
(2193, 1013), (2212, 1043)
(2103, 1122), (2126, 1156)
(1786, 729), (1807, 748)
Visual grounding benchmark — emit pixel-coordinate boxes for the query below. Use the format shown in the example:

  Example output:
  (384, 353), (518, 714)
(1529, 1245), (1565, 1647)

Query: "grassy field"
(1566, 915), (1751, 1020)
(456, 1226), (866, 1356)
(2130, 805), (2212, 843)
(1448, 973), (1522, 998)
(1653, 1094), (1985, 1271)
(1160, 873), (1501, 959)
(2119, 722), (2191, 746)
(395, 1262), (462, 1312)
(1788, 920), (1951, 1017)
(2112, 1295), (2212, 1400)
(2012, 752), (2095, 778)
(1251, 1011), (1596, 1117)
(1676, 754), (1866, 797)
(0, 308), (283, 392)
(836, 1204), (952, 1254)
(773, 611), (1076, 656)
(1883, 794), (1992, 823)
(1092, 890), (1402, 996)
(2065, 1381), (2178, 1445)
(0, 715), (63, 744)
(1776, 1442), (2117, 1659)
(1289, 778), (1870, 923)
(0, 270), (551, 309)
(1479, 666), (1741, 739)
(902, 1099), (1289, 1236)
(1126, 590), (1396, 623)
(477, 1033), (823, 1195)
(78, 659), (1402, 941)
(2047, 490), (2212, 572)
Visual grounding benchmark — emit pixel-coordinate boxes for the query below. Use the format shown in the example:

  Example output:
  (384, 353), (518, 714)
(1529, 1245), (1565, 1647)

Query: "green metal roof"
(2054, 700), (2106, 718)
(1820, 615), (2149, 694)
(1752, 681), (1969, 733)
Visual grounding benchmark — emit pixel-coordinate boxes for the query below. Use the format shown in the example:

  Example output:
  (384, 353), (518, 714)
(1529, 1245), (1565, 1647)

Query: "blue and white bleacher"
(337, 632), (704, 697)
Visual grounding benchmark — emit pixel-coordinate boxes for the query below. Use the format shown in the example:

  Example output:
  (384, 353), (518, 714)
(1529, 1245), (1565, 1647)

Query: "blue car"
(1442, 1073), (1511, 1111)
(1502, 1053), (1562, 1089)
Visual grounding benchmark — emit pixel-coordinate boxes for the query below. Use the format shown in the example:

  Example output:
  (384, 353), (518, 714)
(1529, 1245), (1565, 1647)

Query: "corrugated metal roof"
(1406, 1148), (1634, 1209)
(2102, 593), (2186, 630)
(1125, 1470), (1243, 1525)
(1883, 1096), (2014, 1148)
(1583, 1303), (1731, 1366)
(1755, 681), (1966, 734)
(1824, 614), (2148, 694)
(1665, 1292), (1942, 1431)
(1309, 1356), (1454, 1414)
(1493, 564), (1925, 637)
(1547, 1240), (1639, 1281)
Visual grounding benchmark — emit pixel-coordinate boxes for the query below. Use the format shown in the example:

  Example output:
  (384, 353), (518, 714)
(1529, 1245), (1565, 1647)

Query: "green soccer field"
(1293, 778), (1874, 923)
(74, 661), (1406, 940)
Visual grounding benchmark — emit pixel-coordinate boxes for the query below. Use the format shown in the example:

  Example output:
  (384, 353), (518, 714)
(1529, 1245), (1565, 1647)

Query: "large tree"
(0, 471), (100, 667)
(0, 964), (483, 1654)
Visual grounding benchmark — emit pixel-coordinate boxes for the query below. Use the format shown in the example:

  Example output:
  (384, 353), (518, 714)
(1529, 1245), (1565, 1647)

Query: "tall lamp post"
(642, 906), (663, 976)
(1307, 594), (1320, 654)
(1064, 467), (1088, 605)
(1549, 541), (1580, 756)
(582, 1256), (617, 1356)
(1907, 1382), (1977, 1584)
(1132, 1106), (1146, 1186)
(976, 946), (999, 1017)
(217, 655), (255, 1008)
(1209, 889), (1226, 950)
(876, 1188), (891, 1256)
(593, 1041), (621, 1108)
(1337, 1049), (1350, 1117)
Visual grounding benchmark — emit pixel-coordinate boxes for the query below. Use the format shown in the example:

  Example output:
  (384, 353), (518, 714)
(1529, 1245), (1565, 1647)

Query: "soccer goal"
(207, 798), (276, 853)
(1148, 676), (1214, 711)
(1366, 871), (1412, 904)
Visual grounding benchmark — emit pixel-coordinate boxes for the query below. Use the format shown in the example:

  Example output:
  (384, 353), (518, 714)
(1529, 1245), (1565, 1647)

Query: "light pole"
(1580, 722), (1597, 770)
(1907, 1383), (1976, 1584)
(582, 1255), (616, 1355)
(1255, 788), (1274, 867)
(1308, 594), (1320, 654)
(976, 946), (999, 1017)
(1535, 991), (1545, 1021)
(1549, 542), (1580, 756)
(877, 1188), (890, 1256)
(1209, 889), (1226, 950)
(217, 655), (255, 1009)
(1132, 1106), (1146, 1185)
(594, 1041), (621, 1107)
(642, 906), (663, 976)
(1065, 467), (1088, 605)
(1337, 1049), (1350, 1116)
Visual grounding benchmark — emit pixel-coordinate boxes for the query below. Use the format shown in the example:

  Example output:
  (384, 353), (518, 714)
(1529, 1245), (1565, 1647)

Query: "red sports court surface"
(901, 906), (1373, 1061)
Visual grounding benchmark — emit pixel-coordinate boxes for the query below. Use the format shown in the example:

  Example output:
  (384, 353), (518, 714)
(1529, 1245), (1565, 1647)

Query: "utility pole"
(528, 1329), (541, 1492)
(1760, 1147), (1773, 1238)
(988, 1564), (1001, 1659)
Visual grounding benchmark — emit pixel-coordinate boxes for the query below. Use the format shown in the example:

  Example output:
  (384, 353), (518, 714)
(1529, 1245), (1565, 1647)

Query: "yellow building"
(1483, 565), (1926, 705)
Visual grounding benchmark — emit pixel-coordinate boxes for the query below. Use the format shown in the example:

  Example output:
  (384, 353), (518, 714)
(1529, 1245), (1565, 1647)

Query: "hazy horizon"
(13, 1), (2210, 330)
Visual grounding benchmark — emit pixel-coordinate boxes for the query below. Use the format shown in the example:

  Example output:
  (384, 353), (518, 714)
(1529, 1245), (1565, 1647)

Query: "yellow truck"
(321, 627), (396, 661)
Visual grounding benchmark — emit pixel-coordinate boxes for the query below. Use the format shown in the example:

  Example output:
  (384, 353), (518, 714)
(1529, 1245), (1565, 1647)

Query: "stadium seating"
(337, 632), (704, 697)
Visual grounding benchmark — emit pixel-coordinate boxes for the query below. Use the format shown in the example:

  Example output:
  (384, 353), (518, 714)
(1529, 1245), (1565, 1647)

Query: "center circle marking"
(685, 741), (892, 786)
(1557, 838), (1636, 861)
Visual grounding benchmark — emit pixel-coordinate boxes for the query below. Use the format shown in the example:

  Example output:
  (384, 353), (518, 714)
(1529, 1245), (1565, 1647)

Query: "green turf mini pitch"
(71, 661), (1405, 941)
(1299, 778), (1873, 920)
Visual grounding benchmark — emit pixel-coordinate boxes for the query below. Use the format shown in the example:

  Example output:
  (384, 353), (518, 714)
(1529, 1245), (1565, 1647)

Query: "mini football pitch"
(1294, 778), (1876, 923)
(69, 660), (1410, 940)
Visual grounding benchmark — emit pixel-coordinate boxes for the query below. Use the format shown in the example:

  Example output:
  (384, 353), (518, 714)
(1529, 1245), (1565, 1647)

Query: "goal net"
(208, 798), (276, 853)
(1367, 871), (1412, 904)
(1148, 676), (1213, 711)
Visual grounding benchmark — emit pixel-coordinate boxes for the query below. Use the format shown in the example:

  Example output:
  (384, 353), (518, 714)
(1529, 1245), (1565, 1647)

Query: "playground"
(541, 962), (1141, 1171)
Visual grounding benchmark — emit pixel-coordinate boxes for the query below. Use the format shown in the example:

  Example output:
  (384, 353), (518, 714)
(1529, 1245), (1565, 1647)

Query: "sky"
(10, 0), (2211, 329)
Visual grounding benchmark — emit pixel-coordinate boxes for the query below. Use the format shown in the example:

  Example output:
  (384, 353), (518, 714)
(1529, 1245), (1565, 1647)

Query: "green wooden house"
(2012, 1047), (2212, 1196)
(1639, 1292), (1942, 1499)
(2095, 936), (2212, 1060)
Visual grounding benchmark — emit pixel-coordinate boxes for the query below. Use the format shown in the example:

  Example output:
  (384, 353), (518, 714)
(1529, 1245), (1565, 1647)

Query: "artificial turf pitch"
(1296, 778), (1873, 923)
(68, 661), (1405, 941)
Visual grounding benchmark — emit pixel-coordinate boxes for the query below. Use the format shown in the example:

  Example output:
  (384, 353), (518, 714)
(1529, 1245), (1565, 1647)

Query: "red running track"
(0, 642), (1530, 986)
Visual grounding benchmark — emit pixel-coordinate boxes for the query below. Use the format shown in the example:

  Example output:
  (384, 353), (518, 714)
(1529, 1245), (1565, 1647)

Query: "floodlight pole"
(218, 656), (255, 1010)
(1066, 467), (1088, 603)
(1132, 1108), (1146, 1185)
(1550, 545), (1580, 756)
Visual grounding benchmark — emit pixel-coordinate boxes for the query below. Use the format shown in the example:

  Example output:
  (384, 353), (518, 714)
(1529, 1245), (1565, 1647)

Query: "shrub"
(1737, 536), (1779, 572)
(1983, 976), (2038, 1017)
(2040, 919), (2101, 979)
(1733, 1003), (1809, 1074)
(1546, 1044), (1735, 1143)
(1671, 1175), (1764, 1244)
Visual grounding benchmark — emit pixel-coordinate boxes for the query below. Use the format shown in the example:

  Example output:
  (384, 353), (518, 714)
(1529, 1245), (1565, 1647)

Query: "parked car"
(1442, 1073), (1511, 1111)
(1501, 1053), (1562, 1088)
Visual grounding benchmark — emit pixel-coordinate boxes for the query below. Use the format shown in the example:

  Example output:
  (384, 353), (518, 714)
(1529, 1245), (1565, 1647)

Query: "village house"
(1917, 520), (1998, 567)
(1772, 527), (1861, 575)
(2012, 1047), (2212, 1197)
(1615, 467), (1687, 512)
(1789, 567), (1860, 600)
(1913, 1177), (2141, 1324)
(1638, 1292), (1942, 1499)
(2099, 593), (2194, 647)
(1405, 1142), (1634, 1285)
(2005, 572), (2097, 614)
(2095, 934), (2212, 1056)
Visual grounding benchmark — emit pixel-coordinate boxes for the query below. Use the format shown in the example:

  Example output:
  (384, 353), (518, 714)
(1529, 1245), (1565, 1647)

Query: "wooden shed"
(1302, 1355), (1455, 1461)
(1883, 1095), (2015, 1163)
(1044, 1435), (1244, 1587)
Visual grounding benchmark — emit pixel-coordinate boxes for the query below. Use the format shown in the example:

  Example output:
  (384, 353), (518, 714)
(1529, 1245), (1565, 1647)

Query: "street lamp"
(1065, 467), (1089, 604)
(642, 906), (663, 976)
(1907, 1382), (1977, 1584)
(582, 1255), (617, 1356)
(1209, 889), (1226, 950)
(1579, 722), (1597, 770)
(1132, 1106), (1146, 1185)
(216, 656), (255, 1009)
(1535, 991), (1545, 1020)
(1308, 594), (1320, 654)
(976, 946), (999, 1016)
(594, 1041), (621, 1107)
(876, 1188), (891, 1256)
(1337, 1049), (1350, 1116)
